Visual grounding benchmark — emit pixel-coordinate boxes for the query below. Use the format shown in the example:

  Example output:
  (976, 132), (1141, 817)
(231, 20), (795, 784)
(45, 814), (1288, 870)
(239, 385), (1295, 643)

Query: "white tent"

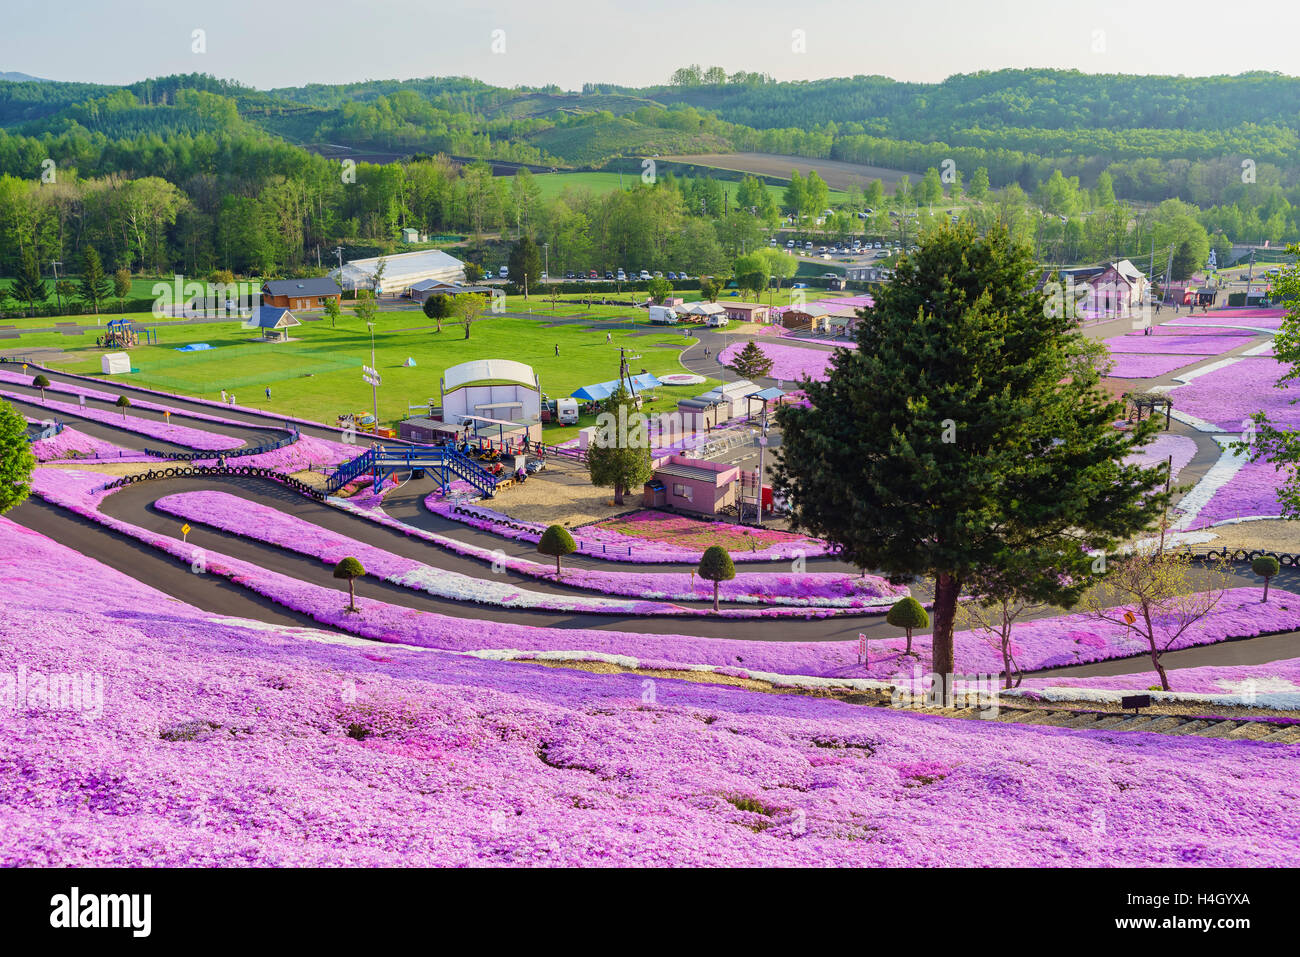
(331, 249), (467, 295)
(403, 357), (417, 367)
(440, 358), (540, 425)
(101, 352), (131, 375)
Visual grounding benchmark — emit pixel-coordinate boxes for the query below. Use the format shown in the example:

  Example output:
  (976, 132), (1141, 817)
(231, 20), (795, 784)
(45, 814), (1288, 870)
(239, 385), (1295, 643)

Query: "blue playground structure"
(325, 444), (499, 496)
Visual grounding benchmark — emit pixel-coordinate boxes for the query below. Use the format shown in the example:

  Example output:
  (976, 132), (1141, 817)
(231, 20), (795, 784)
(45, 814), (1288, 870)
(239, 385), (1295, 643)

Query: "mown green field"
(529, 171), (849, 206)
(10, 305), (718, 436)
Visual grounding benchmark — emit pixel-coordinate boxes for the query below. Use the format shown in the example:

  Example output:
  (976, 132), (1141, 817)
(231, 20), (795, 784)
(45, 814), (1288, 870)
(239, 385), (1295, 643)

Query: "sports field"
(8, 305), (717, 435)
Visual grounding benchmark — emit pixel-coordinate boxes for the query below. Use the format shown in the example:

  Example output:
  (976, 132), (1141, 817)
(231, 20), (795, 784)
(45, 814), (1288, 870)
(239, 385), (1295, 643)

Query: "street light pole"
(366, 322), (379, 433)
(51, 260), (63, 311)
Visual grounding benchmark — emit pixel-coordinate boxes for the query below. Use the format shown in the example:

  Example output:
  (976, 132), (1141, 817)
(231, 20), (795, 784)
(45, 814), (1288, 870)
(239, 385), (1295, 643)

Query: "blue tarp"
(175, 343), (213, 352)
(571, 373), (662, 402)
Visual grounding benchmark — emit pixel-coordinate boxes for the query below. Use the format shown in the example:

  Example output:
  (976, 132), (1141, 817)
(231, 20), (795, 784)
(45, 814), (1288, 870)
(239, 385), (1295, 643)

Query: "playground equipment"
(325, 444), (500, 496)
(99, 318), (155, 349)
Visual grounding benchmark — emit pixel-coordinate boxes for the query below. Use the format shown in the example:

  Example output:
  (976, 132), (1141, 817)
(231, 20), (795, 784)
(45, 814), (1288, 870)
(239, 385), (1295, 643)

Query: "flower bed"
(592, 510), (829, 558)
(32, 470), (1297, 685)
(190, 433), (357, 472)
(27, 422), (142, 462)
(7, 515), (1299, 867)
(1169, 356), (1300, 432)
(428, 500), (834, 563)
(1103, 332), (1260, 356)
(2, 390), (243, 451)
(716, 341), (837, 383)
(1017, 655), (1300, 699)
(1104, 354), (1206, 379)
(851, 589), (1300, 683)
(1174, 440), (1286, 528)
(1123, 432), (1198, 482)
(160, 490), (905, 610)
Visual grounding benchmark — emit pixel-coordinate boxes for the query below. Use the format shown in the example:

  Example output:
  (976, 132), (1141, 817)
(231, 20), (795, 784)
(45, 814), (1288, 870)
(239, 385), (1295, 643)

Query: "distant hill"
(0, 71), (48, 82)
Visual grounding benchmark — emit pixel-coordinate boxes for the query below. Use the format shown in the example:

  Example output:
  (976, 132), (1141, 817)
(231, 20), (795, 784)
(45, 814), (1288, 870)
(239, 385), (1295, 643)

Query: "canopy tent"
(402, 357), (417, 366)
(571, 373), (662, 402)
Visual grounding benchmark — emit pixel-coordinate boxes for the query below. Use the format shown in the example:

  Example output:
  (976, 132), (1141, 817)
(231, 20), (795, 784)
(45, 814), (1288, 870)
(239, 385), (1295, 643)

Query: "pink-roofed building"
(644, 455), (740, 514)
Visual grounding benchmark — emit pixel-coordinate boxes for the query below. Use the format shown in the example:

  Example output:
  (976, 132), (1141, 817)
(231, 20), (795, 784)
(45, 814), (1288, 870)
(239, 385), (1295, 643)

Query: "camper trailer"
(555, 397), (580, 425)
(648, 306), (679, 324)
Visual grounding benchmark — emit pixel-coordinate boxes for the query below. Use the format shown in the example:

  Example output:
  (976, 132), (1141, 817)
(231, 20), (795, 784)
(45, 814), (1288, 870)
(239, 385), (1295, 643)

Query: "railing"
(99, 463), (329, 501)
(26, 418), (65, 442)
(324, 444), (499, 496)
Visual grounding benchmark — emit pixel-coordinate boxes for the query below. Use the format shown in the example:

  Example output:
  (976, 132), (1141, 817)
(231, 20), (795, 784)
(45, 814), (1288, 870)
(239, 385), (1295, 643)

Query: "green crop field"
(14, 306), (718, 435)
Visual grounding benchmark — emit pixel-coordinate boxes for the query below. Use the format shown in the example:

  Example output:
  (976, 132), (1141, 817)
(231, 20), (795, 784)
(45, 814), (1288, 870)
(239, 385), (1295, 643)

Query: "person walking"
(221, 389), (228, 403)
(606, 332), (612, 344)
(265, 387), (271, 400)
(554, 344), (559, 356)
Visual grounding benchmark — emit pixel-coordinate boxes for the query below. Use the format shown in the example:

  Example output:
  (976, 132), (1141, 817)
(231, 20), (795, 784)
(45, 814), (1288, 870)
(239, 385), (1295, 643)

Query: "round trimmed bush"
(887, 596), (930, 654)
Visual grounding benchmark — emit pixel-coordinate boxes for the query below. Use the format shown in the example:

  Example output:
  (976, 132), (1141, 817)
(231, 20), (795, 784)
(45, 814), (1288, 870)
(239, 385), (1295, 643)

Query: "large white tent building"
(331, 249), (467, 295)
(440, 358), (542, 426)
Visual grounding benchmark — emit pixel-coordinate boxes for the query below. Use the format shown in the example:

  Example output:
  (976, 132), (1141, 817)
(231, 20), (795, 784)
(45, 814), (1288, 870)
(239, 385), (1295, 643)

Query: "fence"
(143, 429), (300, 462)
(99, 463), (329, 502)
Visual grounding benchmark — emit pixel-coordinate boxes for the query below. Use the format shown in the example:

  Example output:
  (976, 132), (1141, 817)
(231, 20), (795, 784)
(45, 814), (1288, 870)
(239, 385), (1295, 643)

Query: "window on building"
(673, 483), (693, 502)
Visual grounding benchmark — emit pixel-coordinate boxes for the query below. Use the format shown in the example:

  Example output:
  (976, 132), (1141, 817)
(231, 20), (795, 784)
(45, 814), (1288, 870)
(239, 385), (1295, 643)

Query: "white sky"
(5, 0), (1297, 90)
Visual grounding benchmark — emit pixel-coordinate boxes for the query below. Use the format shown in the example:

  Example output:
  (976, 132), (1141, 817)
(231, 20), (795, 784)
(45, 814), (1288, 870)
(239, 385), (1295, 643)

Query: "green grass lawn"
(529, 171), (849, 207)
(25, 307), (717, 434)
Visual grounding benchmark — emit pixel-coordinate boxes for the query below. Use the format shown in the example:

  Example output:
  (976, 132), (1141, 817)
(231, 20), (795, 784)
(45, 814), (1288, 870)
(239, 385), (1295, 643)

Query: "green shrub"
(887, 596), (930, 654)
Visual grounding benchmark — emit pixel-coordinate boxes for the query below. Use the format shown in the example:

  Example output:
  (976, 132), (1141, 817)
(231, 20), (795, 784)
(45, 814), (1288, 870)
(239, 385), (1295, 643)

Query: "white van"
(705, 314), (729, 328)
(555, 397), (579, 425)
(648, 305), (679, 324)
(499, 265), (509, 279)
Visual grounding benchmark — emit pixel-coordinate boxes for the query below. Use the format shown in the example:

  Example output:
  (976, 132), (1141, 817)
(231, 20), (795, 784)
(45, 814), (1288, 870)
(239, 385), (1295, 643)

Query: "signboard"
(181, 523), (191, 542)
(1123, 611), (1136, 625)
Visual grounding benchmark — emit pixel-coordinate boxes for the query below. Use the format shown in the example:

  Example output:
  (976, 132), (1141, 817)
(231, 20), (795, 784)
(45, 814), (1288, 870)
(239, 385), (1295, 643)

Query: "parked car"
(874, 241), (882, 249)
(653, 271), (664, 278)
(705, 314), (729, 328)
(648, 306), (679, 324)
(604, 270), (614, 280)
(804, 242), (814, 249)
(639, 270), (651, 280)
(564, 271), (576, 279)
(667, 272), (677, 280)
(791, 282), (808, 289)
(677, 273), (690, 282)
(616, 269), (626, 281)
(499, 265), (509, 278)
(786, 240), (795, 248)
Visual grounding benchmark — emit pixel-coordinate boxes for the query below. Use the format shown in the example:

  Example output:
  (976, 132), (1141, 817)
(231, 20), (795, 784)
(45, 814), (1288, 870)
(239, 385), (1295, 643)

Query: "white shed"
(440, 358), (541, 425)
(101, 352), (131, 375)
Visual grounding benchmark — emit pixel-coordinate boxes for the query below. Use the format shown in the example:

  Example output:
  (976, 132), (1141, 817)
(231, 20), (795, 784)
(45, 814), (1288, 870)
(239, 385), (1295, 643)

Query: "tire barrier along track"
(102, 465), (329, 503)
(1198, 549), (1300, 567)
(142, 429), (301, 462)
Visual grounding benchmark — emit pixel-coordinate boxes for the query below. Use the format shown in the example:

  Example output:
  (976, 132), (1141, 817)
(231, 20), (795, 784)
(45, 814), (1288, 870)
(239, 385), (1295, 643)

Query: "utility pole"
(1245, 248), (1256, 300)
(50, 260), (63, 311)
(362, 323), (381, 436)
(753, 403), (769, 527)
(542, 242), (549, 288)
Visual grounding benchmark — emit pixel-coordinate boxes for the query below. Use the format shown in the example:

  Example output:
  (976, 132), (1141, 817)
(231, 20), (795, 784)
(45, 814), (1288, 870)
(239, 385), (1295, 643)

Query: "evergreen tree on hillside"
(773, 223), (1170, 702)
(79, 247), (110, 314)
(12, 252), (48, 316)
(728, 341), (774, 380)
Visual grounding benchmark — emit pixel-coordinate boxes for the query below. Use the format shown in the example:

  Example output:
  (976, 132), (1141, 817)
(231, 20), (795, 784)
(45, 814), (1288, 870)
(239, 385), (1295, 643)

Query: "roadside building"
(722, 302), (771, 324)
(247, 306), (301, 342)
(644, 455), (740, 515)
(261, 276), (342, 311)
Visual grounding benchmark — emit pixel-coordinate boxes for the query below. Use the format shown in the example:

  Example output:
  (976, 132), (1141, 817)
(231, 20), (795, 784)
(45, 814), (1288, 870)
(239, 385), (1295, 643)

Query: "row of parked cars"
(776, 238), (902, 253)
(558, 269), (693, 282)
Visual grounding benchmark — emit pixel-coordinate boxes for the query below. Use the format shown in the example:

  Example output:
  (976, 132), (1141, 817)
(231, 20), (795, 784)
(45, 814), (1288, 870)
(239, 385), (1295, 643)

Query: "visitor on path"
(221, 389), (227, 403)
(606, 332), (612, 344)
(265, 387), (271, 400)
(555, 344), (559, 356)
(230, 393), (236, 406)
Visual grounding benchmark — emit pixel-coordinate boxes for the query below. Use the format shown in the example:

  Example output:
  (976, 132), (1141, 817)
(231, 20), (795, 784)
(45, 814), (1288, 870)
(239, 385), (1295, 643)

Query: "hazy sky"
(6, 0), (1298, 90)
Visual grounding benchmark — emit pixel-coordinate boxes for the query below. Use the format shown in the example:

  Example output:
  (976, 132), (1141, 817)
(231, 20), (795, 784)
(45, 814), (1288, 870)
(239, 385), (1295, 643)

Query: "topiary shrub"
(333, 556), (366, 612)
(32, 374), (49, 402)
(697, 544), (736, 611)
(1252, 555), (1281, 602)
(887, 596), (929, 654)
(537, 524), (577, 578)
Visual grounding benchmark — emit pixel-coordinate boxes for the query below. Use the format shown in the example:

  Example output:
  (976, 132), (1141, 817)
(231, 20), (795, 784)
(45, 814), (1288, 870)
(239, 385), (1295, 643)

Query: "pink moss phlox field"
(846, 590), (1300, 681)
(191, 434), (358, 472)
(1124, 433), (1198, 482)
(1165, 308), (1285, 329)
(427, 499), (833, 563)
(1019, 656), (1300, 696)
(716, 341), (837, 383)
(157, 490), (905, 609)
(1104, 354), (1206, 379)
(1103, 333), (1260, 356)
(1181, 457), (1287, 527)
(1170, 357), (1300, 431)
(2, 390), (243, 451)
(4, 513), (1300, 866)
(27, 423), (144, 462)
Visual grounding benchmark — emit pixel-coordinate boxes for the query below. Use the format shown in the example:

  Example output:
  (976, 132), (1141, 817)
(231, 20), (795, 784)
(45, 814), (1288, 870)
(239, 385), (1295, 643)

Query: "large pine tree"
(79, 247), (111, 314)
(12, 252), (48, 316)
(586, 385), (653, 505)
(773, 223), (1170, 698)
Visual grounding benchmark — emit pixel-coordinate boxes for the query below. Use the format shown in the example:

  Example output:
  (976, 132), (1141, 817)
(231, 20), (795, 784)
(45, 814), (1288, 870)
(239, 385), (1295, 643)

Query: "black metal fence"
(143, 429), (300, 461)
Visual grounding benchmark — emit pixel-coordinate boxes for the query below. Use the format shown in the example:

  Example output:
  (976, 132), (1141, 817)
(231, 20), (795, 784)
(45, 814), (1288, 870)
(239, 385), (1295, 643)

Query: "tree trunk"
(1149, 641), (1170, 691)
(1264, 578), (1271, 602)
(930, 572), (960, 705)
(613, 482), (624, 505)
(347, 578), (357, 612)
(713, 580), (719, 612)
(904, 627), (912, 655)
(555, 554), (562, 579)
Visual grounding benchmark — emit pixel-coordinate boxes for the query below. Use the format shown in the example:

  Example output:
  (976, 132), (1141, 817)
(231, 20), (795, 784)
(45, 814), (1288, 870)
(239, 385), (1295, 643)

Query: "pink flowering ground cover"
(26, 422), (143, 462)
(429, 499), (833, 563)
(717, 341), (837, 383)
(2, 390), (243, 451)
(1104, 354), (1205, 379)
(7, 518), (1300, 866)
(1180, 456), (1287, 528)
(1104, 333), (1260, 356)
(1018, 656), (1300, 698)
(158, 490), (904, 611)
(1123, 432), (1198, 482)
(32, 470), (1298, 685)
(1170, 357), (1300, 431)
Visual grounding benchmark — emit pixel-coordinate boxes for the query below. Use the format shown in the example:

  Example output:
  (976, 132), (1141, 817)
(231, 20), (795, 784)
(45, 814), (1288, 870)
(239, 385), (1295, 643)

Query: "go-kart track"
(7, 358), (1300, 684)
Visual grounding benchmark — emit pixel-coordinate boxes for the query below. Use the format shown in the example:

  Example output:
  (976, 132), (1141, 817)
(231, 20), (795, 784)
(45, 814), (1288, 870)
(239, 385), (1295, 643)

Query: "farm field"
(531, 169), (850, 205)
(663, 152), (923, 193)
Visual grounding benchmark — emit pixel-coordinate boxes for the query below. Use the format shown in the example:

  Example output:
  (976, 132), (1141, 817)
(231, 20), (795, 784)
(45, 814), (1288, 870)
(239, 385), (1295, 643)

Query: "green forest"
(1, 66), (1297, 313)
